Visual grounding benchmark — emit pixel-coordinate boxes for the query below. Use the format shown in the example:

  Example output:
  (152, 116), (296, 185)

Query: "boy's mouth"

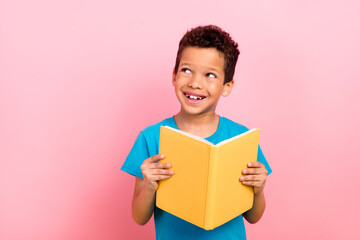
(183, 92), (206, 103)
(184, 92), (206, 104)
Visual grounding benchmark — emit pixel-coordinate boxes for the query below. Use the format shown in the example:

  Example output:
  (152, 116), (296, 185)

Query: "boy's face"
(172, 47), (234, 117)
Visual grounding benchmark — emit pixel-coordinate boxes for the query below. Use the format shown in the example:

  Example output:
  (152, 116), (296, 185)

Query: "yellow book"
(156, 126), (260, 230)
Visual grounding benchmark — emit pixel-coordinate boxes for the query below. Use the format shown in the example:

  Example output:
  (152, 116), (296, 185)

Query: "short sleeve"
(257, 145), (272, 175)
(121, 132), (150, 179)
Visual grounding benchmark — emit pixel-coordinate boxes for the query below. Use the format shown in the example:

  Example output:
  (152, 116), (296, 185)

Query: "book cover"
(156, 126), (260, 230)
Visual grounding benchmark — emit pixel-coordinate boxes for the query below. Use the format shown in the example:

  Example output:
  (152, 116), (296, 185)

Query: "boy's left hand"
(240, 162), (268, 194)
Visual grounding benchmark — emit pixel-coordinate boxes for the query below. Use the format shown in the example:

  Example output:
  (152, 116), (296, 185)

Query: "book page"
(164, 126), (214, 145)
(216, 128), (257, 146)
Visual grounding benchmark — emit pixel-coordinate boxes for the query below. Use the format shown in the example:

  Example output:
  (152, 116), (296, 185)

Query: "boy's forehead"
(180, 47), (225, 72)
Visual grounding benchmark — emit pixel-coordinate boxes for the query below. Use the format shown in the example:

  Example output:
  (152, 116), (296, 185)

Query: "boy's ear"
(222, 80), (234, 97)
(172, 68), (176, 86)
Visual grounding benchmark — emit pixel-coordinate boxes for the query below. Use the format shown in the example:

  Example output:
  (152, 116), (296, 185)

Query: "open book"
(156, 126), (260, 230)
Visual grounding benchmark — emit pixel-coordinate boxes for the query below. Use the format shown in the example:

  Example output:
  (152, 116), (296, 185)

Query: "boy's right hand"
(140, 154), (174, 192)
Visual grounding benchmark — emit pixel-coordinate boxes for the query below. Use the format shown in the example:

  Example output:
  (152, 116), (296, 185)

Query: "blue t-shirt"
(121, 116), (272, 240)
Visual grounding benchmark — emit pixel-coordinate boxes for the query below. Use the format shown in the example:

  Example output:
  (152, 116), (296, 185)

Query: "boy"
(121, 25), (272, 240)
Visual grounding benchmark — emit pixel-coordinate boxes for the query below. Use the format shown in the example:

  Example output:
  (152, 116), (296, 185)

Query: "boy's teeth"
(186, 94), (204, 100)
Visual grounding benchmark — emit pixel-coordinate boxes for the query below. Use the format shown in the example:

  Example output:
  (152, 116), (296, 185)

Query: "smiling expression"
(172, 47), (234, 117)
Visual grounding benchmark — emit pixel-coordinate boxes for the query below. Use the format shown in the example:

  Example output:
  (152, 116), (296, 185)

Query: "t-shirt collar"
(170, 115), (223, 142)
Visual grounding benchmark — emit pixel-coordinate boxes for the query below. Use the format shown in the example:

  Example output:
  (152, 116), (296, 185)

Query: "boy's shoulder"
(139, 116), (175, 137)
(220, 116), (250, 133)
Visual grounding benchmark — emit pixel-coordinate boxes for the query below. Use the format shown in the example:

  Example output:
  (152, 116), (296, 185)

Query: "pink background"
(1, 1), (359, 239)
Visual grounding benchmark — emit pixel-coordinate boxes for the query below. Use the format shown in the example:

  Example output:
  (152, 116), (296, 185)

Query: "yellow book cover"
(156, 126), (260, 230)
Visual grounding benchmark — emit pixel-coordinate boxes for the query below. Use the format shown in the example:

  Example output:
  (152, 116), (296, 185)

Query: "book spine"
(204, 146), (219, 230)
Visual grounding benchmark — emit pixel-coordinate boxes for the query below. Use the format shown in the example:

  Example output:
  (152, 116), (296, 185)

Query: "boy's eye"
(206, 73), (216, 78)
(181, 68), (191, 74)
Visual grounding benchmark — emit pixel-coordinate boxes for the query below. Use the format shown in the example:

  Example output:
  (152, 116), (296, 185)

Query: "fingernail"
(248, 163), (252, 167)
(240, 176), (245, 181)
(169, 171), (174, 174)
(160, 154), (164, 158)
(243, 169), (247, 174)
(167, 163), (171, 168)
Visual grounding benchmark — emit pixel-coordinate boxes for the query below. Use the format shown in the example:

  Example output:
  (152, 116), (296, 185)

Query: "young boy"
(121, 25), (272, 240)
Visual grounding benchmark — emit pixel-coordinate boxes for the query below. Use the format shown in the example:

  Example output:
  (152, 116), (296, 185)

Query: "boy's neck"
(174, 112), (219, 138)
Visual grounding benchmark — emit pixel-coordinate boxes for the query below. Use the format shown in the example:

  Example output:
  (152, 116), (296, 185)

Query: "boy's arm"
(240, 162), (268, 224)
(131, 154), (174, 225)
(132, 177), (156, 225)
(242, 191), (266, 224)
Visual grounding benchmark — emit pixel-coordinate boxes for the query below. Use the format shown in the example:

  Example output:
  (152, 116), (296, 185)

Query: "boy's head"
(174, 25), (240, 84)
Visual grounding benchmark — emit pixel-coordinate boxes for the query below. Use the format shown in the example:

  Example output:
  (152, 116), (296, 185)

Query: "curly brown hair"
(174, 25), (240, 84)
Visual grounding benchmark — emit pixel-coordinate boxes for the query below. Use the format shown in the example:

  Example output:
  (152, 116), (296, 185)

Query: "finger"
(242, 168), (268, 175)
(247, 162), (264, 168)
(146, 162), (172, 169)
(247, 162), (261, 168)
(146, 169), (174, 175)
(240, 180), (264, 187)
(145, 154), (165, 163)
(148, 174), (173, 182)
(240, 175), (266, 182)
(154, 174), (173, 181)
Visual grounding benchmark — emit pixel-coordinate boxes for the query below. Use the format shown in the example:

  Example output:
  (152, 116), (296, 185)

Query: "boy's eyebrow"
(207, 68), (221, 73)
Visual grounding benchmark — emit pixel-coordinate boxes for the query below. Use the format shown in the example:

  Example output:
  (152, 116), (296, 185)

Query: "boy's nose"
(188, 75), (203, 89)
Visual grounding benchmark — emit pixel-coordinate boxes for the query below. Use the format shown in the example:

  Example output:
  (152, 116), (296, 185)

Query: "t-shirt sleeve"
(257, 145), (272, 175)
(121, 132), (150, 179)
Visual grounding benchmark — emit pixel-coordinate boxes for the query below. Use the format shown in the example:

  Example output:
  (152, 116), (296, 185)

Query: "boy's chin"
(179, 107), (215, 117)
